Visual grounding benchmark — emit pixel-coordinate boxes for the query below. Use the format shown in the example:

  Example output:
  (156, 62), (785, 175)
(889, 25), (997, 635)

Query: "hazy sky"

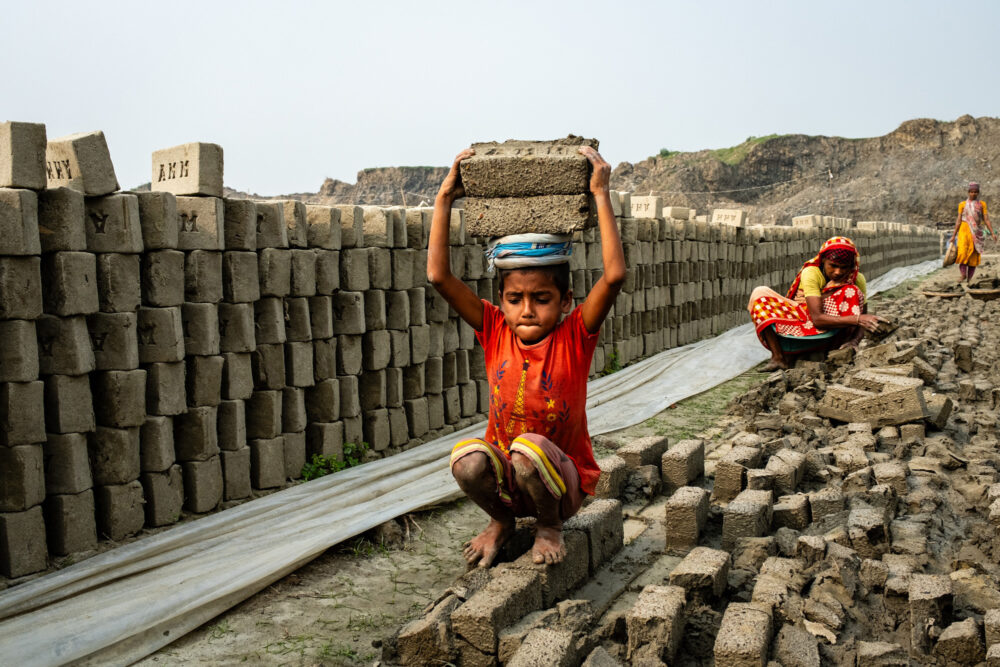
(5, 1), (997, 196)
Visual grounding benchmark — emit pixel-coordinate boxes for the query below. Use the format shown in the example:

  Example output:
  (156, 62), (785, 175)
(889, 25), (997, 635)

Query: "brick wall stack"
(0, 124), (942, 580)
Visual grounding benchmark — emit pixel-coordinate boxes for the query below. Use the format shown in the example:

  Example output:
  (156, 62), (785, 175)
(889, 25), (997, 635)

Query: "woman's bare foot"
(838, 340), (860, 351)
(761, 357), (788, 372)
(463, 518), (513, 568)
(531, 524), (566, 565)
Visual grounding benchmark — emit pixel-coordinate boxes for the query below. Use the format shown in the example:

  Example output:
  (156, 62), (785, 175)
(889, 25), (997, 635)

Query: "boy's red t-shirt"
(475, 299), (601, 495)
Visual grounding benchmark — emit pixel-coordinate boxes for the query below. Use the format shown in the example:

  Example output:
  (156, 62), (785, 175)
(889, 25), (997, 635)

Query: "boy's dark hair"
(497, 263), (571, 297)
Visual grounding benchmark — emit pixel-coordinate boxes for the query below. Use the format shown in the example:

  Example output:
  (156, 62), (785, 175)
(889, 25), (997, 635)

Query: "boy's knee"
(511, 451), (536, 479)
(452, 451), (489, 484)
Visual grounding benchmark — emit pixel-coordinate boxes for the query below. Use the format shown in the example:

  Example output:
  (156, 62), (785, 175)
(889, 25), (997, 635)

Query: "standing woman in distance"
(951, 182), (997, 283)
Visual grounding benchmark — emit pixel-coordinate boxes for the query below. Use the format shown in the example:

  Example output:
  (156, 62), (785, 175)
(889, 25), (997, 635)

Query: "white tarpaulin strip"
(0, 259), (940, 666)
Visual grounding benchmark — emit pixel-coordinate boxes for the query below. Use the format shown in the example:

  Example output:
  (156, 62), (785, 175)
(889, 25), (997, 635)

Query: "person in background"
(951, 182), (997, 283)
(747, 236), (883, 370)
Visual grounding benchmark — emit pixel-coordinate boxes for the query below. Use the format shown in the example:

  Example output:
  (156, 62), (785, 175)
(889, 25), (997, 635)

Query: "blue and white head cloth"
(484, 233), (573, 275)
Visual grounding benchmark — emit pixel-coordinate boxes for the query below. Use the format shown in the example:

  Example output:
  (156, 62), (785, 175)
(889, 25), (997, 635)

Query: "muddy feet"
(762, 357), (789, 372)
(463, 518), (513, 568)
(531, 524), (566, 565)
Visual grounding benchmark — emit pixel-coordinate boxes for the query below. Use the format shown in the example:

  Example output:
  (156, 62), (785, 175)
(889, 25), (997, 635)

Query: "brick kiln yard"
(138, 261), (1000, 667)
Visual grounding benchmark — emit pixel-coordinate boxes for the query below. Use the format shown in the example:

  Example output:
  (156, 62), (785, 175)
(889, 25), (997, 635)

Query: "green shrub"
(301, 442), (369, 481)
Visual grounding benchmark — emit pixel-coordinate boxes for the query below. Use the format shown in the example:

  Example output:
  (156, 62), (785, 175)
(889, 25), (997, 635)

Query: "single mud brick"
(175, 196), (224, 251)
(249, 436), (285, 489)
(182, 303), (220, 356)
(765, 449), (806, 495)
(847, 507), (889, 559)
(507, 627), (577, 667)
(625, 584), (686, 663)
(87, 312), (139, 370)
(0, 121), (46, 189)
(281, 387), (307, 433)
(140, 464), (183, 526)
(151, 142), (223, 197)
(359, 206), (393, 248)
(986, 609), (1000, 647)
(617, 435), (669, 469)
(95, 252), (141, 313)
(88, 426), (140, 485)
(384, 290), (410, 331)
(218, 303), (255, 354)
(563, 498), (623, 573)
(251, 344), (286, 390)
(745, 469), (774, 491)
(363, 407), (390, 451)
(221, 198), (256, 251)
(396, 593), (462, 666)
(364, 289), (386, 331)
(182, 455), (223, 512)
(0, 506), (48, 577)
(221, 352), (253, 400)
(331, 205), (363, 248)
(305, 379), (340, 423)
(465, 194), (593, 237)
(313, 338), (337, 383)
(425, 393), (444, 430)
(258, 247), (291, 296)
(184, 250), (223, 303)
(873, 461), (908, 495)
(287, 250), (317, 298)
(331, 291), (365, 335)
(283, 431), (306, 480)
(0, 445), (45, 511)
(664, 486), (709, 554)
(450, 567), (544, 654)
(363, 330), (391, 371)
(92, 369), (147, 428)
(953, 340), (973, 373)
(217, 399), (247, 452)
(315, 250), (339, 294)
(458, 380), (477, 417)
(670, 546), (730, 599)
(285, 297), (312, 342)
(922, 390), (953, 429)
(990, 644), (1000, 667)
(246, 390), (282, 440)
(254, 201), (288, 249)
(307, 297), (333, 340)
(43, 432), (92, 494)
(277, 200), (307, 249)
(930, 618), (984, 664)
(410, 325), (430, 365)
(713, 446), (762, 502)
(46, 130), (119, 195)
(141, 250), (185, 307)
(0, 188), (40, 256)
(403, 396), (429, 437)
(145, 361), (186, 416)
(44, 489), (97, 554)
(37, 187), (87, 252)
(135, 191), (179, 249)
(909, 574), (954, 656)
(95, 479), (145, 540)
(41, 252), (98, 316)
(253, 298), (287, 345)
(661, 438), (704, 492)
(137, 306), (185, 363)
(391, 249), (415, 290)
(285, 342), (314, 388)
(772, 494), (810, 530)
(339, 248), (370, 291)
(0, 381), (44, 445)
(221, 251), (260, 303)
(186, 355), (224, 407)
(174, 406), (219, 461)
(817, 384), (876, 423)
(140, 416), (175, 472)
(713, 602), (772, 667)
(849, 385), (929, 428)
(84, 193), (143, 253)
(722, 489), (773, 550)
(306, 422), (344, 460)
(337, 375), (361, 418)
(44, 374), (94, 434)
(220, 446), (251, 500)
(305, 204), (341, 250)
(460, 139), (594, 198)
(37, 315), (93, 376)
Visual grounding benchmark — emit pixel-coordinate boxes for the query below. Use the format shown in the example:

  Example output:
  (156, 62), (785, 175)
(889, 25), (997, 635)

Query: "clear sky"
(4, 0), (997, 195)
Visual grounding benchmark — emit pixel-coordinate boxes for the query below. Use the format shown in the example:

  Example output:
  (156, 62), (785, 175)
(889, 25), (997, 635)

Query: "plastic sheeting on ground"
(0, 258), (940, 667)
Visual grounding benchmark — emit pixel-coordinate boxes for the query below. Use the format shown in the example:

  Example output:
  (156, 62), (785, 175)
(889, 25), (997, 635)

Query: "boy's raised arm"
(427, 149), (485, 331)
(579, 147), (626, 334)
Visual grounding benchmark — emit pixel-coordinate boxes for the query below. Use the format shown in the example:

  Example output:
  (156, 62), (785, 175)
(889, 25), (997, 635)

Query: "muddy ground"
(139, 262), (988, 666)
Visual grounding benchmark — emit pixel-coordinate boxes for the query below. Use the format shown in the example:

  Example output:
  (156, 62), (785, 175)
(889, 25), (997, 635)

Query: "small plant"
(603, 350), (622, 375)
(300, 442), (369, 481)
(658, 148), (677, 159)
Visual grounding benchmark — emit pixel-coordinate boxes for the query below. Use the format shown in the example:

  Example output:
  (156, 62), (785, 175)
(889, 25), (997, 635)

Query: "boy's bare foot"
(531, 524), (566, 565)
(463, 518), (513, 568)
(761, 358), (788, 372)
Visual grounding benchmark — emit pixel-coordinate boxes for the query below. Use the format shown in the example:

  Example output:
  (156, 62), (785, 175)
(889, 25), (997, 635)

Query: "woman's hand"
(437, 148), (475, 201)
(579, 146), (611, 195)
(857, 313), (882, 333)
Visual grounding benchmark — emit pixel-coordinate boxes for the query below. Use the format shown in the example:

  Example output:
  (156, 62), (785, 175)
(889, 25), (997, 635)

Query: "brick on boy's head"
(496, 263), (571, 298)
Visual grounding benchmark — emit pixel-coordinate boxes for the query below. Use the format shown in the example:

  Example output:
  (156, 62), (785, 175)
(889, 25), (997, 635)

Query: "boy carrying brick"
(428, 146), (625, 567)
